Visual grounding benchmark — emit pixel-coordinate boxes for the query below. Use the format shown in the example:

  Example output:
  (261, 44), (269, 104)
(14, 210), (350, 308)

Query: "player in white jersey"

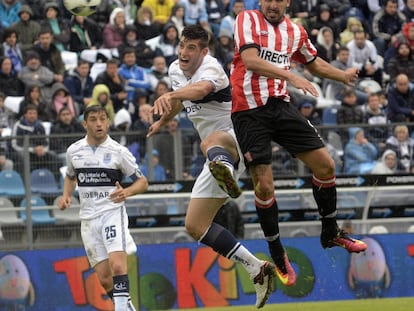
(148, 24), (275, 309)
(230, 0), (368, 287)
(59, 105), (148, 311)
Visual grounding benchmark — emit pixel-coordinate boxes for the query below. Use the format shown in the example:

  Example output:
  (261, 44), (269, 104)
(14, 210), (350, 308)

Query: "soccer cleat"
(252, 261), (276, 309)
(274, 253), (296, 287)
(209, 161), (242, 198)
(321, 229), (368, 253)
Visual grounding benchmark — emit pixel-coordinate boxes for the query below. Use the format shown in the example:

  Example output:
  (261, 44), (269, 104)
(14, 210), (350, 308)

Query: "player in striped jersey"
(148, 24), (275, 308)
(230, 0), (368, 286)
(59, 105), (148, 311)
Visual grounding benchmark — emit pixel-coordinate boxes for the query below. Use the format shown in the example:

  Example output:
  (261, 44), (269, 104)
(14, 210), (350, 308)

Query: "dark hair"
(83, 105), (109, 120)
(338, 46), (349, 53)
(121, 46), (136, 59)
(0, 91), (5, 99)
(181, 25), (209, 49)
(58, 106), (71, 115)
(2, 28), (18, 41)
(24, 103), (38, 114)
(106, 58), (120, 66)
(39, 26), (53, 36)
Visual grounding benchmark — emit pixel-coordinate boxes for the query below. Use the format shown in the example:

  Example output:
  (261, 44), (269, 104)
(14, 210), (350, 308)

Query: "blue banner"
(1, 234), (413, 310)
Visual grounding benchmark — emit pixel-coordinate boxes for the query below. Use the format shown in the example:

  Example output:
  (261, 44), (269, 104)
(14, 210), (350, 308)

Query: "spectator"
(49, 106), (85, 166)
(94, 58), (128, 113)
(386, 73), (414, 122)
(337, 88), (364, 125)
(0, 91), (14, 134)
(362, 92), (389, 153)
(33, 27), (66, 77)
(298, 101), (321, 126)
(112, 0), (137, 25)
(371, 149), (399, 174)
(88, 0), (114, 32)
(40, 1), (70, 51)
(213, 200), (245, 239)
(17, 85), (49, 121)
(168, 3), (185, 37)
(0, 0), (21, 29)
(0, 56), (24, 96)
(205, 0), (227, 37)
(214, 28), (234, 75)
(118, 47), (152, 107)
(134, 5), (162, 40)
(118, 25), (159, 69)
(11, 104), (60, 174)
(142, 0), (176, 25)
(1, 28), (24, 72)
(48, 82), (78, 122)
(385, 124), (414, 172)
(140, 149), (166, 181)
(11, 4), (40, 53)
(403, 0), (414, 22)
(180, 0), (210, 30)
(386, 42), (414, 84)
(103, 8), (126, 49)
(343, 127), (378, 174)
(288, 0), (319, 22)
(69, 15), (102, 53)
(347, 29), (383, 86)
(18, 50), (59, 103)
(130, 103), (154, 160)
(64, 59), (94, 114)
(323, 46), (368, 105)
(339, 16), (364, 46)
(112, 107), (133, 147)
(219, 0), (244, 39)
(309, 4), (340, 44)
(384, 22), (414, 67)
(314, 26), (338, 63)
(148, 55), (171, 92)
(371, 0), (406, 56)
(88, 84), (115, 124)
(152, 22), (179, 66)
(148, 80), (170, 106)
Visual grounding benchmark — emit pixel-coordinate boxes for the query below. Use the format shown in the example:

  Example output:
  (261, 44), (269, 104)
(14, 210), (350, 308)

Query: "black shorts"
(231, 98), (325, 166)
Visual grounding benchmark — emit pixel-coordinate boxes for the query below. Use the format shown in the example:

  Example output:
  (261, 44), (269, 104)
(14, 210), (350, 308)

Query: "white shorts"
(191, 128), (246, 199)
(81, 206), (137, 267)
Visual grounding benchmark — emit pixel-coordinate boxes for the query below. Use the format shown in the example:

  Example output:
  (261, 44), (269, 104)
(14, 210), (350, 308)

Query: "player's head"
(259, 0), (290, 25)
(178, 25), (209, 75)
(83, 105), (110, 143)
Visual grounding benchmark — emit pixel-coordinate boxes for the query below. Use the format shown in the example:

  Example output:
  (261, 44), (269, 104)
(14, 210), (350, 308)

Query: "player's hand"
(147, 120), (162, 138)
(343, 67), (359, 87)
(153, 93), (173, 116)
(288, 75), (319, 97)
(58, 196), (72, 210)
(110, 181), (128, 203)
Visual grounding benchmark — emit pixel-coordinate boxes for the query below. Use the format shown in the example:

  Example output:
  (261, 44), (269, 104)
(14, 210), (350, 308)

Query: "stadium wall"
(0, 233), (413, 310)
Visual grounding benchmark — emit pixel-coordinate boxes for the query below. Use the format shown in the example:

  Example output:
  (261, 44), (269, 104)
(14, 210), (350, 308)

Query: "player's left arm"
(306, 57), (358, 87)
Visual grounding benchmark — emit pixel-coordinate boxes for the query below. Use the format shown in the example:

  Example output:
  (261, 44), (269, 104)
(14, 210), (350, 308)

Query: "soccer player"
(58, 105), (148, 311)
(230, 0), (368, 286)
(148, 24), (275, 308)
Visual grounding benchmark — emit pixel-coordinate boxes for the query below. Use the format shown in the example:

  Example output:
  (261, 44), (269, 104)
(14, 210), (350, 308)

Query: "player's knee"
(315, 158), (336, 177)
(185, 221), (202, 241)
(111, 262), (126, 276)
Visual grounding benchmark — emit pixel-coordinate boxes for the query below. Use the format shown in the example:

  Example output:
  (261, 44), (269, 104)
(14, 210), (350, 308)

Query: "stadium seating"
(0, 170), (25, 197)
(20, 196), (56, 225)
(30, 168), (61, 196)
(0, 197), (23, 225)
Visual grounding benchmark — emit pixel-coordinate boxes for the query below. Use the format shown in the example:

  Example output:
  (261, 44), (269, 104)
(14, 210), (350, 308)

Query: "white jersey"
(169, 54), (233, 140)
(66, 136), (143, 220)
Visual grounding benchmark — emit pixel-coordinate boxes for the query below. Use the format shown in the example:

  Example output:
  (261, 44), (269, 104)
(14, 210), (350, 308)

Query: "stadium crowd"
(1, 0), (414, 180)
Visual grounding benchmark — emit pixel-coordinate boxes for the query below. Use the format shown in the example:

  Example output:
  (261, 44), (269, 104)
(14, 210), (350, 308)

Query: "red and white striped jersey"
(231, 10), (317, 112)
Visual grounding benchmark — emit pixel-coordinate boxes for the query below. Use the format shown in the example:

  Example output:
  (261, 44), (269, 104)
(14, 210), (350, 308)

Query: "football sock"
(207, 146), (234, 174)
(254, 194), (285, 270)
(113, 274), (130, 311)
(200, 222), (262, 278)
(312, 175), (338, 235)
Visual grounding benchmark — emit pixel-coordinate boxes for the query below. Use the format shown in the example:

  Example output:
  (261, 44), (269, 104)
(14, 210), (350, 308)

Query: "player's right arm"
(240, 47), (318, 97)
(58, 176), (77, 210)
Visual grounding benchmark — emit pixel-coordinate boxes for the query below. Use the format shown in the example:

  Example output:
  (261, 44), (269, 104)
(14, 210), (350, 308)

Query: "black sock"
(113, 274), (129, 298)
(207, 146), (234, 166)
(200, 222), (240, 258)
(312, 176), (338, 233)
